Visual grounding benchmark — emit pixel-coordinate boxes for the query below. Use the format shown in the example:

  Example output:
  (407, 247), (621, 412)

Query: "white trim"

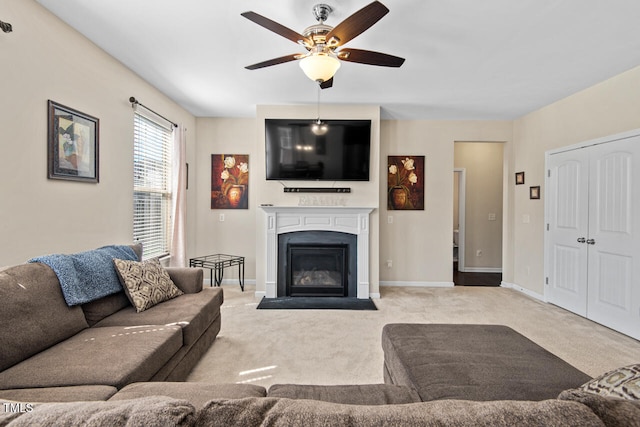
(259, 206), (375, 299)
(546, 127), (640, 156)
(369, 292), (381, 299)
(454, 168), (466, 272)
(254, 290), (266, 299)
(380, 281), (454, 288)
(500, 281), (545, 302)
(462, 267), (502, 273)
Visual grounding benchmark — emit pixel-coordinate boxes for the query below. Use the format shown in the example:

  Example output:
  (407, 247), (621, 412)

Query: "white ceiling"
(36, 0), (640, 120)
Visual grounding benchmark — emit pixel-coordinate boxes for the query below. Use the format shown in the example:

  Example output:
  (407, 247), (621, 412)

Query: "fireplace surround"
(260, 206), (374, 299)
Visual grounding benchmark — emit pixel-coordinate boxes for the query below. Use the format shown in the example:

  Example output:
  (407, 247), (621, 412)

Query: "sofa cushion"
(559, 389), (640, 427)
(0, 396), (195, 427)
(81, 291), (132, 326)
(196, 397), (606, 427)
(0, 263), (88, 372)
(93, 288), (223, 348)
(267, 384), (421, 405)
(381, 323), (592, 402)
(0, 325), (182, 390)
(578, 364), (640, 400)
(114, 258), (183, 312)
(111, 382), (266, 409)
(0, 385), (117, 402)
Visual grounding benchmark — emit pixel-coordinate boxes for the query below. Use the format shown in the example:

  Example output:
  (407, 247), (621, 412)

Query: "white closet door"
(546, 148), (590, 316)
(586, 136), (640, 340)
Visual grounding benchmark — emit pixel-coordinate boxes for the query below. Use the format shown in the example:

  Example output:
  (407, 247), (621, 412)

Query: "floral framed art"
(211, 154), (249, 209)
(47, 100), (99, 182)
(515, 171), (525, 185)
(387, 155), (425, 210)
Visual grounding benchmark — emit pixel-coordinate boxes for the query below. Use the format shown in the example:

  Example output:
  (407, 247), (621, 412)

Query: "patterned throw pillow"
(579, 364), (640, 400)
(113, 258), (183, 313)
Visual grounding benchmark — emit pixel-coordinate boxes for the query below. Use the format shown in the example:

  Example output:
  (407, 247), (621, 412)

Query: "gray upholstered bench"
(382, 323), (592, 402)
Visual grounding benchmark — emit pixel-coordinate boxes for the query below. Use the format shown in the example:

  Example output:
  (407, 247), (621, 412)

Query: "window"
(133, 112), (173, 259)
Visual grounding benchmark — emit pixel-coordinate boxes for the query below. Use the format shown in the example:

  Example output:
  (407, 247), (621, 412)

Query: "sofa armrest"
(166, 267), (203, 294)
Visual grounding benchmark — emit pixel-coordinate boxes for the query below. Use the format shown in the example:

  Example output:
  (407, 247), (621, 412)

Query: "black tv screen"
(265, 119), (371, 181)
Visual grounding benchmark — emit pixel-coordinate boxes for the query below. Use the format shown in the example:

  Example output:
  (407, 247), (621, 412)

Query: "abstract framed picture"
(387, 155), (425, 210)
(211, 154), (249, 209)
(47, 100), (99, 182)
(530, 186), (540, 199)
(515, 171), (525, 185)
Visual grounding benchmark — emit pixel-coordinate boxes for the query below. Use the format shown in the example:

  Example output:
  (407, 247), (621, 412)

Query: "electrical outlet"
(388, 215), (393, 224)
(219, 214), (225, 222)
(488, 213), (496, 221)
(476, 249), (482, 257)
(386, 259), (393, 268)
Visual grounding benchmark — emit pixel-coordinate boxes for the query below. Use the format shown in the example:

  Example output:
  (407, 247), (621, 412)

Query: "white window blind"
(133, 112), (173, 259)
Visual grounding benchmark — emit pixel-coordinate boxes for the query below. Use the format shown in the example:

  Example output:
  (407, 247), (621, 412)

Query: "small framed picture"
(515, 171), (525, 185)
(48, 100), (99, 182)
(530, 186), (540, 199)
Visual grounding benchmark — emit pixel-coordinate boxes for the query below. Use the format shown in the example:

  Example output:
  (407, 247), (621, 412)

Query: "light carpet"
(187, 285), (640, 388)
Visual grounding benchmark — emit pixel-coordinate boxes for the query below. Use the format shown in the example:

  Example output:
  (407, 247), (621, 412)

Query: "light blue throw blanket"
(29, 245), (138, 306)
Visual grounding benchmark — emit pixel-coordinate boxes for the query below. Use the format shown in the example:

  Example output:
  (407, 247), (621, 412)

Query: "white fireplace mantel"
(260, 206), (375, 299)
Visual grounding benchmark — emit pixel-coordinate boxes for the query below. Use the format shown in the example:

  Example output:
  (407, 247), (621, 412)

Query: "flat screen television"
(265, 119), (371, 181)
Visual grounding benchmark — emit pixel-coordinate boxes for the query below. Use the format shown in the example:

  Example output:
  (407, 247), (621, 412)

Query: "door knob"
(586, 239), (596, 245)
(577, 237), (586, 243)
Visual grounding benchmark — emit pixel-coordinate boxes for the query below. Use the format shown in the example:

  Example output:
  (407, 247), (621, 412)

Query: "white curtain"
(170, 125), (187, 267)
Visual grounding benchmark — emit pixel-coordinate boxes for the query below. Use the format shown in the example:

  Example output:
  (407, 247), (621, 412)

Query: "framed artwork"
(211, 154), (249, 209)
(387, 155), (425, 210)
(47, 100), (99, 182)
(530, 186), (540, 199)
(515, 171), (525, 185)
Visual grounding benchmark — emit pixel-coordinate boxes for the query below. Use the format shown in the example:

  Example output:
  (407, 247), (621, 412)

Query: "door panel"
(546, 149), (589, 316)
(587, 137), (640, 339)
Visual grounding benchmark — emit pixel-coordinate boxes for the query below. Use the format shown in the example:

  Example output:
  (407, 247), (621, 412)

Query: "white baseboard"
(369, 292), (381, 299)
(204, 278), (256, 287)
(254, 290), (266, 299)
(500, 281), (545, 302)
(380, 281), (455, 288)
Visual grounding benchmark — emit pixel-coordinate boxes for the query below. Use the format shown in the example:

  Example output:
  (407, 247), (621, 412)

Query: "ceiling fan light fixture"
(299, 54), (341, 83)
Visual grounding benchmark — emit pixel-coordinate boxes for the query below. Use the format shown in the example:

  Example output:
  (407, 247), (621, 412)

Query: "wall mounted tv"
(265, 119), (371, 181)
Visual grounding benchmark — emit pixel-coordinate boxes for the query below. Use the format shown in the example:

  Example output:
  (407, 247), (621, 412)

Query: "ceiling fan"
(241, 1), (405, 89)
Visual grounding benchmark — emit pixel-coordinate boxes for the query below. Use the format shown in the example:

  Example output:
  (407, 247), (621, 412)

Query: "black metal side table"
(189, 254), (244, 291)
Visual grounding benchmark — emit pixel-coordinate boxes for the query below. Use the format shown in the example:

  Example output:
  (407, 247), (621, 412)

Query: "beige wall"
(454, 142), (504, 270)
(193, 116), (513, 292)
(511, 65), (640, 295)
(6, 1), (640, 299)
(379, 121), (512, 285)
(193, 118), (258, 281)
(193, 105), (381, 293)
(0, 0), (196, 266)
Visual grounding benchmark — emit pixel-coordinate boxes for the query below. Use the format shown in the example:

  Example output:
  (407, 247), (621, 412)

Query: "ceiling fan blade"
(338, 48), (405, 67)
(241, 11), (311, 46)
(325, 1), (389, 46)
(245, 54), (301, 70)
(319, 77), (334, 89)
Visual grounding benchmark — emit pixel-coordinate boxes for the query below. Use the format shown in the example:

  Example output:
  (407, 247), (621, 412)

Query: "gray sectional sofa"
(0, 244), (223, 403)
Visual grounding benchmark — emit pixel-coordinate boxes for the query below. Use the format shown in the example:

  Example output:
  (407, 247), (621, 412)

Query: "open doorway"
(453, 168), (466, 273)
(453, 142), (504, 286)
